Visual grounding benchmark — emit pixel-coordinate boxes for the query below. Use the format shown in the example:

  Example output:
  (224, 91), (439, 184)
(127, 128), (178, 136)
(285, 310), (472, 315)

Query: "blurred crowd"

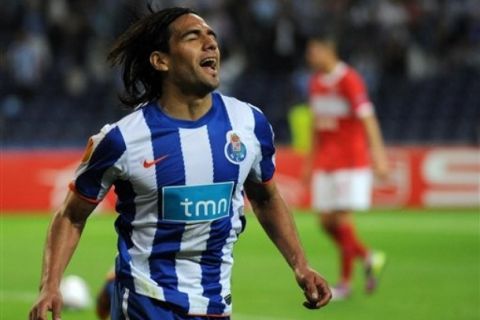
(1, 0), (479, 146)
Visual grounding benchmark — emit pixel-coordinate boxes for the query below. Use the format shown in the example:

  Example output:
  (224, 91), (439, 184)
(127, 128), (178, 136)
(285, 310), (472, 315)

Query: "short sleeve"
(248, 106), (276, 183)
(342, 70), (374, 118)
(69, 124), (127, 203)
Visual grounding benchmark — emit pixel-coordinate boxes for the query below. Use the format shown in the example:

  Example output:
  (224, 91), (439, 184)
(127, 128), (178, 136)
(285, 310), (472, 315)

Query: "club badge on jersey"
(224, 131), (247, 164)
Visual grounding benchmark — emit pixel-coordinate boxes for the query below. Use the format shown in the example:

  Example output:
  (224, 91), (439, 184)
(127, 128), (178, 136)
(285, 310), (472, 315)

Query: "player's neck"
(157, 89), (213, 121)
(323, 59), (340, 74)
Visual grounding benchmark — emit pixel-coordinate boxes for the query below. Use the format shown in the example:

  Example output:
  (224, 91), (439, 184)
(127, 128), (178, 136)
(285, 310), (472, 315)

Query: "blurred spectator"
(7, 29), (51, 99)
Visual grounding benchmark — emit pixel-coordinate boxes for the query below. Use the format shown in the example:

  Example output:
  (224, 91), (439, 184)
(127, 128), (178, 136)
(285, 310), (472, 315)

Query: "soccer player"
(303, 33), (388, 300)
(29, 7), (331, 320)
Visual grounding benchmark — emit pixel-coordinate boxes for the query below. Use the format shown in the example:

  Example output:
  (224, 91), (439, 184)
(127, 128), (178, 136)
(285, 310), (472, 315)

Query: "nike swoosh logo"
(143, 155), (168, 168)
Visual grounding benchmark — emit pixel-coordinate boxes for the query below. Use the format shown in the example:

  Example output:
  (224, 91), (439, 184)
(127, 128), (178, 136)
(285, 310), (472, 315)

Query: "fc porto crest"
(224, 131), (247, 164)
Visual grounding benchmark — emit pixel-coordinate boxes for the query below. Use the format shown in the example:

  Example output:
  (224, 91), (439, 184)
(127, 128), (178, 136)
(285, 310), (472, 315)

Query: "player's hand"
(295, 266), (331, 309)
(29, 288), (63, 320)
(374, 158), (389, 181)
(300, 160), (313, 187)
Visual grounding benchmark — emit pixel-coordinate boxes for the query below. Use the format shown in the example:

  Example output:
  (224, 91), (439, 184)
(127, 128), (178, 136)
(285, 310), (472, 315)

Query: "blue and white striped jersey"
(70, 92), (275, 315)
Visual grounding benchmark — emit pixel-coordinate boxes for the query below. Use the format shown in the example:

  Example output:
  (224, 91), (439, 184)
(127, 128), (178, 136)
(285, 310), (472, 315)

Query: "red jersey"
(309, 62), (373, 170)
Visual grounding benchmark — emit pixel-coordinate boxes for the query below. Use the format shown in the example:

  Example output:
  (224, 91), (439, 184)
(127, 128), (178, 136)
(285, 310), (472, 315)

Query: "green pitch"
(1, 209), (479, 320)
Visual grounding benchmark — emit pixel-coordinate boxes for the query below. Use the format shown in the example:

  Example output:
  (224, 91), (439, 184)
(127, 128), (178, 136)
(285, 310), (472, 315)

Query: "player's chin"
(192, 82), (219, 98)
(206, 73), (220, 87)
(201, 79), (220, 93)
(199, 68), (219, 85)
(211, 80), (220, 91)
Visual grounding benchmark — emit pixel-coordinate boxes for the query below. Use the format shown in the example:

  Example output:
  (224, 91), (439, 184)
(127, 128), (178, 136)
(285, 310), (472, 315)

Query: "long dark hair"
(108, 7), (195, 108)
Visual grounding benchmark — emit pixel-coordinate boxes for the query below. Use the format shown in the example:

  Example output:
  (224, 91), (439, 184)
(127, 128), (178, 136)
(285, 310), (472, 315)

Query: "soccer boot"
(365, 250), (387, 294)
(330, 283), (351, 301)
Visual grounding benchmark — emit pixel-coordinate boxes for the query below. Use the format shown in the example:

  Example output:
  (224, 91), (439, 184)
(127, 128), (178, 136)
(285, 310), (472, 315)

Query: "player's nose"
(203, 35), (218, 52)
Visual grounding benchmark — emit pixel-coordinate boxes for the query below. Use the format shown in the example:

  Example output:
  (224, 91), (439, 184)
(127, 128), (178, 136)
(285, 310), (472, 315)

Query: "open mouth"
(200, 57), (217, 72)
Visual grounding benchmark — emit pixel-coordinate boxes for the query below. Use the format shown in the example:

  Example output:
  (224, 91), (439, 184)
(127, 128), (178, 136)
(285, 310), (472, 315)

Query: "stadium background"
(0, 0), (479, 319)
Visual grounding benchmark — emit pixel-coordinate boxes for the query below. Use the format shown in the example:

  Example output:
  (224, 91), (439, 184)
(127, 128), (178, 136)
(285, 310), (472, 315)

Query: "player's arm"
(361, 114), (388, 179)
(244, 179), (331, 309)
(29, 191), (96, 320)
(344, 70), (389, 179)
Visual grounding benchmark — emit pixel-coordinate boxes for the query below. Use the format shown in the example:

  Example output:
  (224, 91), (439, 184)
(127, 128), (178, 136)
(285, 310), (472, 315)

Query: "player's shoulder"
(341, 63), (364, 84)
(87, 122), (126, 156)
(114, 102), (149, 127)
(217, 92), (267, 119)
(92, 104), (149, 148)
(218, 92), (256, 111)
(216, 92), (271, 135)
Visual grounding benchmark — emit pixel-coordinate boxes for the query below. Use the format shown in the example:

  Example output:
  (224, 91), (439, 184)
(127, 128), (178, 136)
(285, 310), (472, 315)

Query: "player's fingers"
(52, 300), (62, 320)
(28, 307), (36, 320)
(316, 281), (332, 307)
(303, 277), (320, 305)
(34, 303), (48, 320)
(303, 301), (319, 309)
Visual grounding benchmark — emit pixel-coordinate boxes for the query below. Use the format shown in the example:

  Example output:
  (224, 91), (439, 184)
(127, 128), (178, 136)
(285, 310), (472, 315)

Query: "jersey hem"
(127, 284), (232, 317)
(262, 176), (274, 184)
(188, 312), (231, 317)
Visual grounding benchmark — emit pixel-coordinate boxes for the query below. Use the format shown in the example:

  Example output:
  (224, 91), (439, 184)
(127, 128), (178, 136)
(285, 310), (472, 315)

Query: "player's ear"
(150, 51), (169, 72)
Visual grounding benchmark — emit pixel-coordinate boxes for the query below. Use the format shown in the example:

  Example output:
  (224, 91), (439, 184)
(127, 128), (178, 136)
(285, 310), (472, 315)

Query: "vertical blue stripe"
(114, 180), (136, 290)
(252, 108), (276, 181)
(114, 179), (137, 236)
(208, 94), (238, 184)
(125, 287), (178, 319)
(111, 282), (127, 320)
(202, 94), (238, 314)
(75, 126), (126, 199)
(142, 106), (190, 311)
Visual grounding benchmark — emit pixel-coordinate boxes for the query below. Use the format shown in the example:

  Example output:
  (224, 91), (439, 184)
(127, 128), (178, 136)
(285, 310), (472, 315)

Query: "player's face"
(166, 14), (220, 95)
(305, 40), (331, 72)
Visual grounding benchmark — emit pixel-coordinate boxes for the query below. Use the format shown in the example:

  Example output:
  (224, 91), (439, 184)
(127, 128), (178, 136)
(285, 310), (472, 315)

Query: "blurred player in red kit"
(303, 33), (388, 300)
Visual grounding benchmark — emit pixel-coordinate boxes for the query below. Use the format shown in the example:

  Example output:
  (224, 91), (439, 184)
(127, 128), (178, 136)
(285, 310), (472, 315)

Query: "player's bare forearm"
(39, 191), (96, 290)
(362, 114), (388, 177)
(30, 192), (96, 320)
(244, 180), (308, 270)
(244, 179), (332, 308)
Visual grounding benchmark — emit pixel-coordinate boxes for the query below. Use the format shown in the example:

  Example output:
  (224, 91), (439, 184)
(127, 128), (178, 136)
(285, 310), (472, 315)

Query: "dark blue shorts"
(111, 281), (230, 320)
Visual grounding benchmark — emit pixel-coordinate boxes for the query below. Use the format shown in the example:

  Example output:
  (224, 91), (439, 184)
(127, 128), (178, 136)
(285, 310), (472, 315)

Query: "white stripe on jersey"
(177, 126), (215, 314)
(117, 112), (166, 301)
(179, 126), (214, 184)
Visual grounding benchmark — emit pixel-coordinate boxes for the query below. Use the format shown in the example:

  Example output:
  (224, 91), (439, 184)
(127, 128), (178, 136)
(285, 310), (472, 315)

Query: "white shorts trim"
(122, 287), (130, 320)
(312, 168), (372, 212)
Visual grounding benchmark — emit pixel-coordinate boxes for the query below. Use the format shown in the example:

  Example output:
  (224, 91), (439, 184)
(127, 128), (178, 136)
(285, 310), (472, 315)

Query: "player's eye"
(185, 34), (199, 41)
(182, 30), (201, 41)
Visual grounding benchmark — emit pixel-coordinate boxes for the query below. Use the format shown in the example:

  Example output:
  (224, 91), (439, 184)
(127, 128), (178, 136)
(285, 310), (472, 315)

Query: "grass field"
(1, 209), (479, 320)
